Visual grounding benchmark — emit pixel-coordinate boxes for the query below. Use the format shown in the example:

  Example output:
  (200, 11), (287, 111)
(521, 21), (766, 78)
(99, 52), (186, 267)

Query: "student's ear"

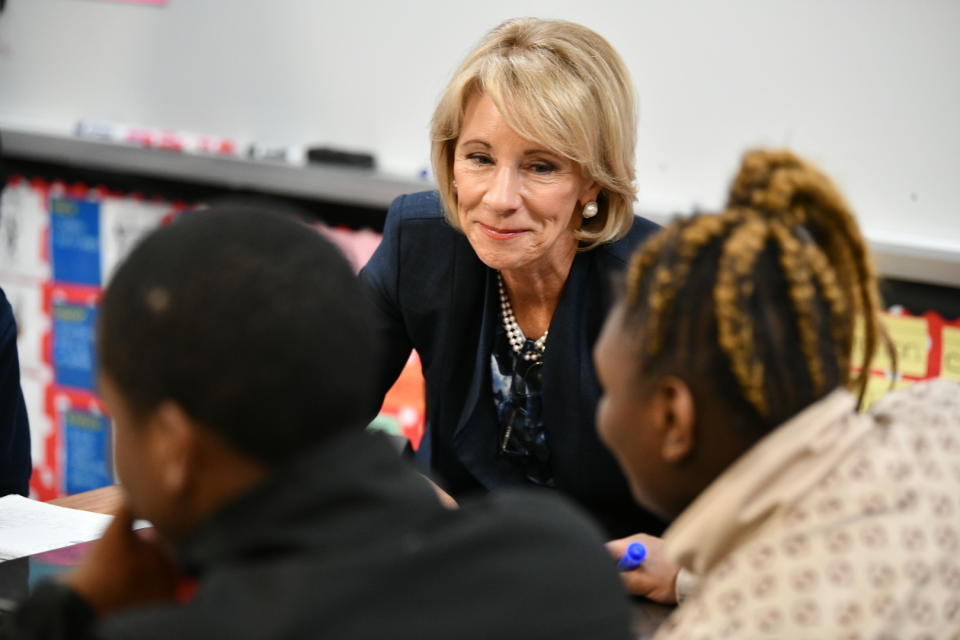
(147, 401), (200, 497)
(652, 376), (695, 463)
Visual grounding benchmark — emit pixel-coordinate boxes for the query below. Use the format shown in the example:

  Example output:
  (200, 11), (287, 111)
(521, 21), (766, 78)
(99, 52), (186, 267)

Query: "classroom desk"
(48, 485), (123, 515)
(45, 486), (673, 638)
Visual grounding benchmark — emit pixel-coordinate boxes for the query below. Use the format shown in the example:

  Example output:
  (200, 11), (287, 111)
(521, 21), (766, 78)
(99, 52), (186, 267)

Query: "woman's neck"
(499, 245), (576, 339)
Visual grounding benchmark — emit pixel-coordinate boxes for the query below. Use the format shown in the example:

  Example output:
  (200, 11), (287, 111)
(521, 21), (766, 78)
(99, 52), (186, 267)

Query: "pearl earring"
(452, 180), (458, 188)
(582, 201), (599, 219)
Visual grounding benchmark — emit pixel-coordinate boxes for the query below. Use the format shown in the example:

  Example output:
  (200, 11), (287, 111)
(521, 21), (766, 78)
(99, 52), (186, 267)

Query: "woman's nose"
(483, 166), (522, 212)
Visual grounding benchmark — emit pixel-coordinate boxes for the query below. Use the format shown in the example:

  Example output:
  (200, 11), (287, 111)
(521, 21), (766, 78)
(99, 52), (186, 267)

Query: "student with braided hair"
(595, 149), (960, 637)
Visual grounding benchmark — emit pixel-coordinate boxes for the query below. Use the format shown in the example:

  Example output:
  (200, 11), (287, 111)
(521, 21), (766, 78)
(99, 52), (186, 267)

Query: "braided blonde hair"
(623, 150), (893, 428)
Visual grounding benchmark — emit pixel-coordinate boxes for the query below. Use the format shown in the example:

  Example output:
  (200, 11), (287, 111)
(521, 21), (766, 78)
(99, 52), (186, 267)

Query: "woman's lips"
(478, 222), (528, 240)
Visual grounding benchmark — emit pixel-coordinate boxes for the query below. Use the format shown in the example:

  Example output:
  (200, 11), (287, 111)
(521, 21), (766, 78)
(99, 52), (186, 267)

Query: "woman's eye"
(467, 153), (492, 165)
(530, 162), (556, 174)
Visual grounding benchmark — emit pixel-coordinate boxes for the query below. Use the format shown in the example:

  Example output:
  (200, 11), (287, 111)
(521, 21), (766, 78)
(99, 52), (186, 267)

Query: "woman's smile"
(477, 221), (529, 240)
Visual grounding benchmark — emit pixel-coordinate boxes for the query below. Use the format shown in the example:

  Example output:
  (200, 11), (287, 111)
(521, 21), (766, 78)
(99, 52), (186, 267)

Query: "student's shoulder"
(466, 489), (614, 563)
(451, 490), (631, 636)
(487, 488), (601, 529)
(869, 377), (960, 425)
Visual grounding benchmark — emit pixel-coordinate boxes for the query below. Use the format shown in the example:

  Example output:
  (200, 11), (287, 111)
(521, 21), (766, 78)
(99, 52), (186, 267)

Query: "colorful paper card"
(852, 314), (930, 377)
(63, 408), (112, 495)
(50, 197), (101, 287)
(942, 326), (960, 382)
(882, 315), (931, 377)
(859, 373), (916, 411)
(0, 178), (51, 280)
(51, 299), (97, 391)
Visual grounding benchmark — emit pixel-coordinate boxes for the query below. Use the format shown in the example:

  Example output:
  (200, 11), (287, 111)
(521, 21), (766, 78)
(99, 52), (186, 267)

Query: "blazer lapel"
(451, 267), (528, 488)
(540, 252), (592, 491)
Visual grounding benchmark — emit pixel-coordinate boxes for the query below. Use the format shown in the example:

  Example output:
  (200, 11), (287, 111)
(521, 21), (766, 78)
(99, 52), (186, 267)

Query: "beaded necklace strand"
(497, 272), (548, 363)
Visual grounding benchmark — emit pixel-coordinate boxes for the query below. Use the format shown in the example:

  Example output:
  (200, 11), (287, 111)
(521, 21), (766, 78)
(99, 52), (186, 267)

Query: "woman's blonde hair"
(431, 18), (637, 250)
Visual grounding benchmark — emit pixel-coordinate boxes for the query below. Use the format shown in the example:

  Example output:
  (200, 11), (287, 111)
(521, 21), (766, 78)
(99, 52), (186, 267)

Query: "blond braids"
(623, 149), (892, 424)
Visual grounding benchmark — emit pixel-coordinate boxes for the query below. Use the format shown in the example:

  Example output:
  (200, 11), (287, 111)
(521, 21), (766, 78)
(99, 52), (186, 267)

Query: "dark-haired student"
(3, 207), (632, 640)
(0, 286), (30, 497)
(596, 149), (960, 638)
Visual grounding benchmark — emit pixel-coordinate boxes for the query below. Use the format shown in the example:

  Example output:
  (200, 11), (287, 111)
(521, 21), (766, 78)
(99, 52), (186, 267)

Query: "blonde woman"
(362, 19), (666, 556)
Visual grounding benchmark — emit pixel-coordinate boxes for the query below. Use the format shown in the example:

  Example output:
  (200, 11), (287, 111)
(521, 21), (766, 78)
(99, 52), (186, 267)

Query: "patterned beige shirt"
(655, 379), (960, 639)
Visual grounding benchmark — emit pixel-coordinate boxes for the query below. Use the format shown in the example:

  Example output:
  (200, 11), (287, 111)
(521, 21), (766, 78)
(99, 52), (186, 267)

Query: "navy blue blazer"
(361, 191), (664, 537)
(0, 287), (31, 497)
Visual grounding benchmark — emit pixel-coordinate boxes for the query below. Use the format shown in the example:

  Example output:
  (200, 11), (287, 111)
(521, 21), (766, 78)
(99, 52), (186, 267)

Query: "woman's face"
(452, 93), (599, 274)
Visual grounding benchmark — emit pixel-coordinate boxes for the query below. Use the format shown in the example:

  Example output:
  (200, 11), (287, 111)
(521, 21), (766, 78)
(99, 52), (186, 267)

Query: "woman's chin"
(468, 237), (530, 272)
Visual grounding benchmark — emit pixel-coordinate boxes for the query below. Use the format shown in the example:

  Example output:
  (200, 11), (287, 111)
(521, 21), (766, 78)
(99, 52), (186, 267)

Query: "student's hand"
(606, 533), (679, 604)
(63, 504), (184, 616)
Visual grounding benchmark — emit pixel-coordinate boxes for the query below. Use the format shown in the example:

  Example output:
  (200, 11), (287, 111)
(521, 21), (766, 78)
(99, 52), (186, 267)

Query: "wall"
(1, 0), (958, 255)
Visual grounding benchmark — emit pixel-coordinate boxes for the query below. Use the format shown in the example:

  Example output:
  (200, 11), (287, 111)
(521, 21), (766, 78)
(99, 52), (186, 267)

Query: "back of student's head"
(98, 207), (377, 466)
(620, 149), (892, 441)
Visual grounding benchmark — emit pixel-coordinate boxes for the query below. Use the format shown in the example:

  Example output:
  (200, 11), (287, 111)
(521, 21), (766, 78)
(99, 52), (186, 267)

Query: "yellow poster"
(942, 326), (960, 381)
(851, 314), (929, 377)
(859, 374), (915, 412)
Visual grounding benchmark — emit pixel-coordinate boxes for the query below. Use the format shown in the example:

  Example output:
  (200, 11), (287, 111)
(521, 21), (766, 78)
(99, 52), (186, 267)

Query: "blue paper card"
(50, 197), (102, 286)
(64, 409), (112, 494)
(52, 302), (97, 391)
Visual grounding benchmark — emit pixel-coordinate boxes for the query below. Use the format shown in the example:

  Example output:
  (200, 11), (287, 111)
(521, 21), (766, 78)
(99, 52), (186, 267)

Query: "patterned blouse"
(489, 323), (555, 488)
(656, 379), (960, 639)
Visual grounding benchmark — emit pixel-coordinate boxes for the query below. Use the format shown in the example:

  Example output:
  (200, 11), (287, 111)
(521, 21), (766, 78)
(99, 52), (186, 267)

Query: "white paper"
(0, 495), (114, 561)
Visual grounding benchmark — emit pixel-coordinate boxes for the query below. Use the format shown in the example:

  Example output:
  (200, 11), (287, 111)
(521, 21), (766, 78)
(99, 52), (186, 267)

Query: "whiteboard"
(1, 0), (958, 258)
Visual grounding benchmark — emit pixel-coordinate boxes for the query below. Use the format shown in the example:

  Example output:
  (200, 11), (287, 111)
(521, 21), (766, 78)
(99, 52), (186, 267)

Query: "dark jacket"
(0, 288), (30, 497)
(6, 430), (633, 639)
(360, 191), (663, 538)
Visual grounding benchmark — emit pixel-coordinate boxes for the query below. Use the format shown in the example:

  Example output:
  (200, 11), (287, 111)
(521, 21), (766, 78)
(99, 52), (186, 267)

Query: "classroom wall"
(1, 0), (958, 254)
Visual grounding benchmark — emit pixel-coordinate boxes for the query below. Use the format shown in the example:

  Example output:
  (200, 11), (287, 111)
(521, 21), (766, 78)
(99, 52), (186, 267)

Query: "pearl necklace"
(497, 272), (548, 362)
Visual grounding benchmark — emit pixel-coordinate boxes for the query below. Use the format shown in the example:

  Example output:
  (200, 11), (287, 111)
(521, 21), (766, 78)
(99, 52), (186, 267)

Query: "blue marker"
(617, 542), (647, 571)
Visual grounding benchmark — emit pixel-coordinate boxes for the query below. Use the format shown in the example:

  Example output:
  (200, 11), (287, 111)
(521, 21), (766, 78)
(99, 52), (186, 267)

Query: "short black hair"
(98, 207), (378, 466)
